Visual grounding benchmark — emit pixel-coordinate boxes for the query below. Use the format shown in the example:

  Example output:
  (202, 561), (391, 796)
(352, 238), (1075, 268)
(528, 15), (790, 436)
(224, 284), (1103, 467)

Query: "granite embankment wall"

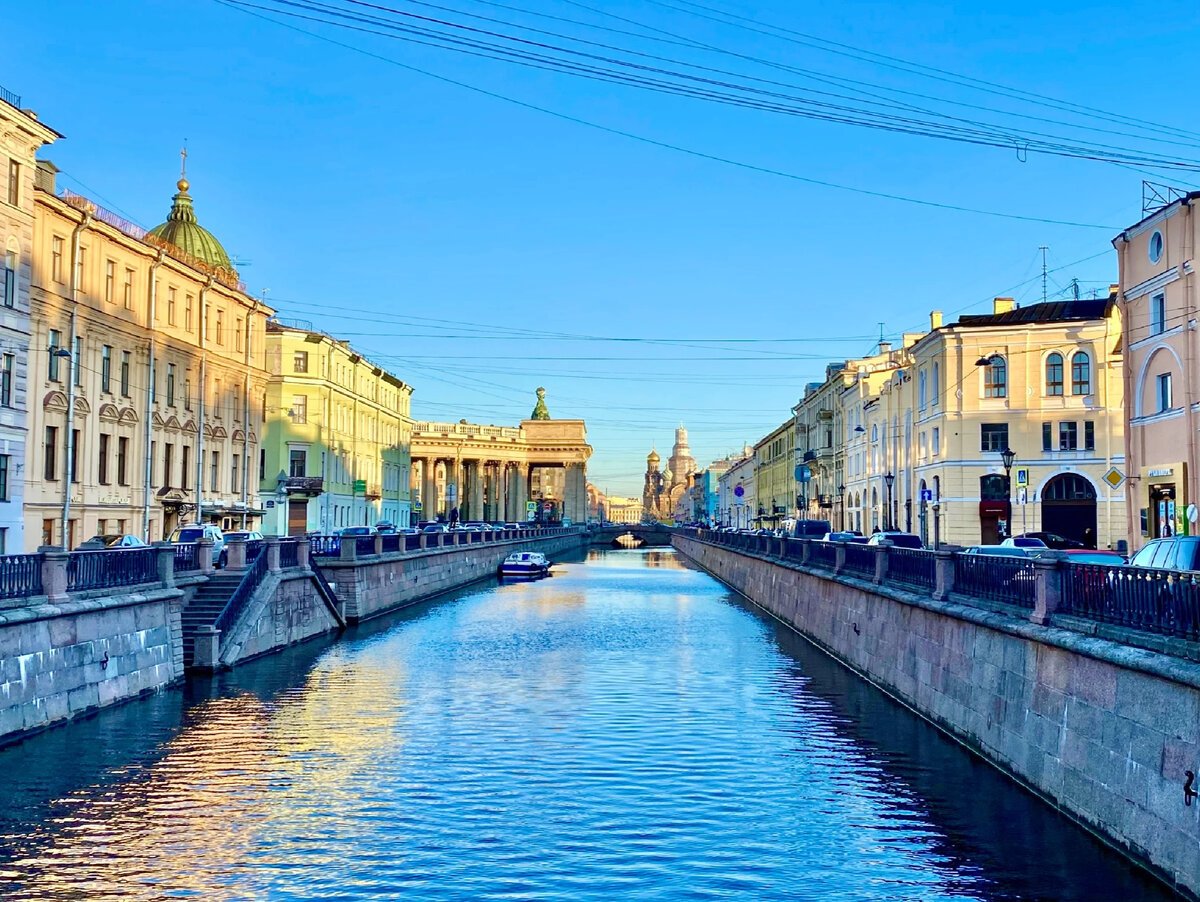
(320, 530), (587, 623)
(218, 570), (344, 668)
(674, 533), (1200, 899)
(0, 587), (183, 746)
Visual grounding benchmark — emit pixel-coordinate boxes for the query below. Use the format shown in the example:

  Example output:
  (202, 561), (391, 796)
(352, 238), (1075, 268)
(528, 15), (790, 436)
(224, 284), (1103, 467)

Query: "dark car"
(1129, 537), (1200, 572)
(792, 519), (832, 539)
(867, 531), (923, 549)
(1017, 531), (1085, 550)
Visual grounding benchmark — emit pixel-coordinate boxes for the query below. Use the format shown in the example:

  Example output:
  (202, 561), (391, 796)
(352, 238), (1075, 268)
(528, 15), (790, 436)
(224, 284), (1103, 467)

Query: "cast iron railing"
(953, 554), (1036, 609)
(246, 540), (265, 560)
(0, 554), (42, 599)
(381, 534), (401, 553)
(355, 535), (376, 556)
(173, 543), (200, 574)
(309, 535), (340, 557)
(808, 540), (837, 570)
(1061, 563), (1200, 641)
(842, 543), (876, 577)
(888, 548), (937, 591)
(68, 548), (158, 591)
(405, 534), (422, 552)
(213, 549), (270, 638)
(278, 539), (300, 569)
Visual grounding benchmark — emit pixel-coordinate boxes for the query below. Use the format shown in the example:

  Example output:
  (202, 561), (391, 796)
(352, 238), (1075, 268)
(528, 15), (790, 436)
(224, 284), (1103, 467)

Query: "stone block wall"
(219, 572), (343, 667)
(0, 589), (183, 746)
(674, 534), (1200, 898)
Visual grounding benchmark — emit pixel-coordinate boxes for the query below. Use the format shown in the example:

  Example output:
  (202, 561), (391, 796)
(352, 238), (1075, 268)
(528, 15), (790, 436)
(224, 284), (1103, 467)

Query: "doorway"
(1041, 474), (1098, 545)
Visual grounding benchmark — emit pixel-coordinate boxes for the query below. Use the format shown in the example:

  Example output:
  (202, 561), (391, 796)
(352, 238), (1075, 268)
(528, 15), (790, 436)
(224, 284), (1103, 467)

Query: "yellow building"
(261, 322), (414, 535)
(752, 419), (794, 529)
(604, 496), (642, 524)
(26, 164), (274, 549)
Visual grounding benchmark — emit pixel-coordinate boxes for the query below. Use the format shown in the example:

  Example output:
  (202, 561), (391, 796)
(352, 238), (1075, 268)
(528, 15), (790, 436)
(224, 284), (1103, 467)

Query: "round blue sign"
(734, 485), (744, 498)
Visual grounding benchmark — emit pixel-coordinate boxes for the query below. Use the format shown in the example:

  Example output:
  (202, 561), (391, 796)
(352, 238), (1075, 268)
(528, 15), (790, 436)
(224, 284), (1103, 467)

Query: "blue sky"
(9, 0), (1199, 496)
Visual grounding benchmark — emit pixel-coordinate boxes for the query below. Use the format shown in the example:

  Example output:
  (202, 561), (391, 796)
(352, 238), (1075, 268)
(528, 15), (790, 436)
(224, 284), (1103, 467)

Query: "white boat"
(499, 551), (551, 578)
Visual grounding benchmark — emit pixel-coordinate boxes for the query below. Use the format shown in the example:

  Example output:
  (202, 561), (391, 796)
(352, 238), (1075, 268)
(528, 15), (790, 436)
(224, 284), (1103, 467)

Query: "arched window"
(2, 246), (15, 308)
(918, 370), (927, 408)
(1042, 473), (1096, 501)
(871, 424), (878, 442)
(1071, 352), (1091, 396)
(984, 356), (1007, 398)
(1046, 353), (1064, 396)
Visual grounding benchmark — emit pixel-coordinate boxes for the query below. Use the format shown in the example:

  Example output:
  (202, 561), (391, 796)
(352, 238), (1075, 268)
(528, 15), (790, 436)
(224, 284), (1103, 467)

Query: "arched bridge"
(588, 524), (673, 548)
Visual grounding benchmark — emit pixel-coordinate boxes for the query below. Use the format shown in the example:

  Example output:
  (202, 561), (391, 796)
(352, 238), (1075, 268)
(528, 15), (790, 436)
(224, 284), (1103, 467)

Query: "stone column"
(297, 536), (311, 570)
(1031, 554), (1064, 625)
(513, 463), (529, 523)
(450, 457), (464, 521)
(193, 625), (220, 671)
(154, 541), (176, 589)
(225, 535), (247, 570)
(39, 546), (68, 604)
(422, 457), (439, 523)
(266, 536), (282, 573)
(933, 549), (956, 600)
(470, 459), (484, 522)
(198, 538), (215, 574)
(873, 542), (890, 584)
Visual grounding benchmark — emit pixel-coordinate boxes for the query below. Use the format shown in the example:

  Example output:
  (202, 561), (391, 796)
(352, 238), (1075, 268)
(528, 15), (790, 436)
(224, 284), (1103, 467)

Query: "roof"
(956, 299), (1111, 328)
(147, 178), (234, 271)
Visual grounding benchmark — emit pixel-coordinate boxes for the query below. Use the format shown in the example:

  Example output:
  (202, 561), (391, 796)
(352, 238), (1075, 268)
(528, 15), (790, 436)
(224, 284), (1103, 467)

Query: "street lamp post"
(1001, 447), (1016, 539)
(884, 471), (895, 531)
(837, 483), (845, 531)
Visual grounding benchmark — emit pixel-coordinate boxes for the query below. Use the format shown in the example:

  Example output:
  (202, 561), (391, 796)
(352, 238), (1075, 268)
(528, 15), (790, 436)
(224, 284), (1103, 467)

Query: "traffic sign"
(526, 501), (537, 512)
(353, 478), (367, 494)
(920, 489), (933, 502)
(1016, 468), (1029, 487)
(1103, 467), (1126, 490)
(794, 465), (812, 483)
(734, 485), (744, 498)
(1017, 487), (1028, 505)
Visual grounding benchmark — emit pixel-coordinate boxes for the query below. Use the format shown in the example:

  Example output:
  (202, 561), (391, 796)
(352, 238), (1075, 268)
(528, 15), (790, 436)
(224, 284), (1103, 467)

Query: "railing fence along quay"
(173, 543), (201, 574)
(0, 555), (42, 599)
(67, 547), (159, 592)
(683, 529), (1200, 656)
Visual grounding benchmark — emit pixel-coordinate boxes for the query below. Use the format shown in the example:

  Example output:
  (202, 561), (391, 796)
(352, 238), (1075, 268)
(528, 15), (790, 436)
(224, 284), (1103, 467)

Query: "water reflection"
(0, 547), (1173, 901)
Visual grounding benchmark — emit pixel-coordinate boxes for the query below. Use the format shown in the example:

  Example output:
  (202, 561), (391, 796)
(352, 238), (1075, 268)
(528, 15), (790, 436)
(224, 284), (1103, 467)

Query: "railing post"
(834, 541), (847, 574)
(265, 537), (282, 573)
(154, 541), (176, 588)
(340, 535), (358, 562)
(39, 546), (68, 603)
(873, 542), (890, 585)
(198, 538), (215, 574)
(419, 533), (428, 550)
(193, 625), (220, 671)
(800, 538), (813, 566)
(374, 533), (384, 556)
(297, 536), (311, 570)
(225, 535), (247, 570)
(1031, 555), (1064, 625)
(933, 550), (956, 601)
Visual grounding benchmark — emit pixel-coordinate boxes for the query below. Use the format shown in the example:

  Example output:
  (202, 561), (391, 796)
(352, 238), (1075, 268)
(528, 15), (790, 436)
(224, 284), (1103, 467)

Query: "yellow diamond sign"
(1103, 467), (1125, 489)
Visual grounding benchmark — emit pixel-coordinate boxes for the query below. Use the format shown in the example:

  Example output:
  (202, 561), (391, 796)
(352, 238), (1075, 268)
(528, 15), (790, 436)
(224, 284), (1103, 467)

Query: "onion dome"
(648, 448), (660, 464)
(147, 177), (234, 271)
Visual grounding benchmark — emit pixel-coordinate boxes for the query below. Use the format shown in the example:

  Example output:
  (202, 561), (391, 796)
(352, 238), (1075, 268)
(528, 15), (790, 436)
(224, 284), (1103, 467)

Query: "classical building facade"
(604, 495), (642, 524)
(753, 419), (795, 529)
(0, 91), (59, 553)
(716, 449), (754, 529)
(26, 166), (274, 548)
(261, 321), (414, 536)
(410, 392), (590, 525)
(1114, 196), (1200, 546)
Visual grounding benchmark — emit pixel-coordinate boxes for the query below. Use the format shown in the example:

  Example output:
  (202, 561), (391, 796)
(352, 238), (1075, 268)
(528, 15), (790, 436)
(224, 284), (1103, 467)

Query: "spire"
(531, 386), (551, 420)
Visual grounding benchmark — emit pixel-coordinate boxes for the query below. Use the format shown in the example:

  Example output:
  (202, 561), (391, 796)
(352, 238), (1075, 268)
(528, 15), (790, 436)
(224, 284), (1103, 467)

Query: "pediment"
(98, 403), (119, 422)
(42, 390), (68, 412)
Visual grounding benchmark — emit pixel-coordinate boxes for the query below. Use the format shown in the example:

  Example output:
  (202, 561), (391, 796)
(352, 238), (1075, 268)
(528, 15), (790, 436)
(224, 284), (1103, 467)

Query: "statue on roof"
(531, 386), (551, 420)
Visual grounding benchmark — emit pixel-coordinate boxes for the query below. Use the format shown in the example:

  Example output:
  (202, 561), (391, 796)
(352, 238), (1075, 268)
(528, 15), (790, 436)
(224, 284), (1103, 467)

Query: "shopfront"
(1140, 462), (1189, 539)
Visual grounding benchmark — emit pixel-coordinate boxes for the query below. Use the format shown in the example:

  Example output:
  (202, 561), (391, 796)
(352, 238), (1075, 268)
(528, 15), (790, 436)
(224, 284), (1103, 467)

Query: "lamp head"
(1001, 447), (1016, 469)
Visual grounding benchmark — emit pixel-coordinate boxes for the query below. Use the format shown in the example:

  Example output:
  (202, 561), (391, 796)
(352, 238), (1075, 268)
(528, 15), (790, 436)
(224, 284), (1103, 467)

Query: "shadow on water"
(712, 575), (1176, 901)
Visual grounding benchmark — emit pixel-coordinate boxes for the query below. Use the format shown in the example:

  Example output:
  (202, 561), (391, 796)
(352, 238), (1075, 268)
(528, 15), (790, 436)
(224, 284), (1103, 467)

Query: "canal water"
(0, 548), (1175, 901)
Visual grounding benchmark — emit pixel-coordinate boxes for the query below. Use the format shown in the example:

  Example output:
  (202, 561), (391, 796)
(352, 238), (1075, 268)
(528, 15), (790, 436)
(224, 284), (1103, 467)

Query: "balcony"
(285, 476), (324, 495)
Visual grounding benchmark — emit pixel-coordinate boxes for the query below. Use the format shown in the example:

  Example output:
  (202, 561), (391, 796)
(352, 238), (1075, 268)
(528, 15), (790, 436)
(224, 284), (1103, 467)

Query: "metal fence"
(278, 539), (300, 569)
(68, 548), (158, 592)
(953, 554), (1036, 609)
(173, 543), (200, 574)
(842, 543), (877, 578)
(355, 536), (377, 557)
(0, 554), (42, 599)
(808, 541), (837, 570)
(1061, 563), (1200, 641)
(380, 534), (401, 554)
(213, 550), (270, 637)
(405, 534), (422, 552)
(309, 536), (340, 558)
(889, 548), (937, 592)
(246, 540), (265, 560)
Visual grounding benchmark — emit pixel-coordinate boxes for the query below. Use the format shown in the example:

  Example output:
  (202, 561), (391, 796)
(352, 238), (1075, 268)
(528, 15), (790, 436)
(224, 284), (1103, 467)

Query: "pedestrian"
(1082, 526), (1096, 549)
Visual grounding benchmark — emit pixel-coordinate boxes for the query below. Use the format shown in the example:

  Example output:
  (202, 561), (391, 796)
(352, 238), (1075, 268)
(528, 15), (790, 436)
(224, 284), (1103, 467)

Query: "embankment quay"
(674, 528), (1200, 898)
(0, 547), (1175, 900)
(0, 527), (584, 746)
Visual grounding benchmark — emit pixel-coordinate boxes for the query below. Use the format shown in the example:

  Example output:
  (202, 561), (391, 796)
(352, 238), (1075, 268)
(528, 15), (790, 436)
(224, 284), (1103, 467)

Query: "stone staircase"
(180, 570), (245, 668)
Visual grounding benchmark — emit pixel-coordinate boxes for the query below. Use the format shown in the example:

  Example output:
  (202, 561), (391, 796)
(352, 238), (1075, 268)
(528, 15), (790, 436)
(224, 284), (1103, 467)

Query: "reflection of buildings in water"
(642, 550), (684, 569)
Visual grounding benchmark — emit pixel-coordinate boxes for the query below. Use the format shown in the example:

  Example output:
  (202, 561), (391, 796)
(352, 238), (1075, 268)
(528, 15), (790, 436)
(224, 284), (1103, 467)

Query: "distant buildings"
(642, 426), (697, 522)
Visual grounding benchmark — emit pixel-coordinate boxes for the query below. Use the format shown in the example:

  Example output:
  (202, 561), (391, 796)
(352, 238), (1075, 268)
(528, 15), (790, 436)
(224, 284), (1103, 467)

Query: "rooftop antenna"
(1040, 246), (1049, 303)
(877, 322), (886, 350)
(1069, 278), (1081, 301)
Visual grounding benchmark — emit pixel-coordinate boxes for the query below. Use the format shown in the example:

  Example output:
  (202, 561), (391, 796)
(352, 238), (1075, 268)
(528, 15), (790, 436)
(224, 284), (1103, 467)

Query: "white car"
(171, 523), (228, 568)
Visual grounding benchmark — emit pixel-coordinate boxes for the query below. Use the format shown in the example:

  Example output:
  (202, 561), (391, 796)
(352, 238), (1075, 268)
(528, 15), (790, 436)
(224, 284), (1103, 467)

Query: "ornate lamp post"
(1001, 447), (1016, 539)
(884, 471), (895, 531)
(837, 483), (845, 531)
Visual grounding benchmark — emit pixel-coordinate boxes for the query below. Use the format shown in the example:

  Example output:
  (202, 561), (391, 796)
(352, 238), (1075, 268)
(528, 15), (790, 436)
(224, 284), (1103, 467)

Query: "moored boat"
(499, 551), (551, 578)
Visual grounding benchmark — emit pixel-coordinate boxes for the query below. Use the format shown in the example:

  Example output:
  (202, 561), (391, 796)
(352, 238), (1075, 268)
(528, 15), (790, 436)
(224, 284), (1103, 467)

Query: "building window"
(70, 429), (79, 484)
(931, 427), (939, 456)
(42, 519), (53, 547)
(150, 440), (156, 487)
(51, 236), (64, 283)
(1042, 423), (1052, 451)
(235, 317), (244, 352)
(215, 310), (224, 345)
(0, 454), (9, 502)
(1149, 230), (1164, 264)
(101, 345), (112, 393)
(984, 356), (1006, 398)
(185, 295), (194, 332)
(7, 159), (18, 206)
(73, 336), (81, 387)
(210, 450), (220, 492)
(1071, 352), (1090, 396)
(289, 449), (306, 478)
(232, 454), (240, 495)
(117, 436), (129, 486)
(184, 378), (192, 411)
(931, 362), (940, 406)
(120, 351), (131, 397)
(44, 426), (57, 480)
(98, 433), (110, 484)
(1157, 373), (1173, 412)
(0, 354), (12, 407)
(167, 364), (176, 406)
(3, 250), (16, 308)
(918, 370), (927, 409)
(260, 448), (266, 482)
(123, 268), (134, 310)
(1151, 293), (1166, 335)
(1045, 353), (1064, 396)
(104, 260), (115, 304)
(980, 422), (1008, 452)
(75, 246), (86, 294)
(167, 287), (177, 325)
(294, 351), (309, 373)
(181, 445), (190, 490)
(1084, 420), (1095, 451)
(1059, 421), (1078, 451)
(48, 329), (62, 381)
(291, 395), (307, 424)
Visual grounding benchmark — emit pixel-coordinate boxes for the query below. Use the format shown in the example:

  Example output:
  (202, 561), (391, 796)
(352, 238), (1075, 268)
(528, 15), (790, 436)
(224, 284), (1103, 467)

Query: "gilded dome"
(147, 178), (234, 271)
(647, 448), (660, 463)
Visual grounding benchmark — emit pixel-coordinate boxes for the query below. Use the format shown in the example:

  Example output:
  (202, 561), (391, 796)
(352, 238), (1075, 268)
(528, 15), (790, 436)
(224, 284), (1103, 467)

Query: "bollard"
(1031, 554), (1064, 625)
(225, 535), (248, 570)
(193, 625), (221, 671)
(198, 538), (215, 574)
(266, 536), (282, 573)
(933, 550), (956, 600)
(39, 546), (68, 603)
(154, 541), (176, 588)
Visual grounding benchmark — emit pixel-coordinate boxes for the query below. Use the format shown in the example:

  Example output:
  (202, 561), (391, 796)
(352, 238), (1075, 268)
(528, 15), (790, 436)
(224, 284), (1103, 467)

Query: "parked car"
(337, 526), (374, 538)
(224, 530), (264, 543)
(792, 519), (832, 539)
(1017, 531), (1085, 550)
(399, 527), (420, 536)
(421, 524), (449, 534)
(1001, 537), (1049, 555)
(963, 545), (1030, 557)
(1060, 549), (1126, 566)
(822, 531), (868, 544)
(867, 531), (924, 549)
(79, 533), (149, 549)
(1128, 537), (1200, 571)
(171, 524), (227, 568)
(375, 521), (398, 534)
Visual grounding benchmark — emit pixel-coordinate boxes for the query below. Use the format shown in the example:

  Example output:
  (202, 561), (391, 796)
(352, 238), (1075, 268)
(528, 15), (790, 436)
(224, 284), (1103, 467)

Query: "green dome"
(147, 178), (233, 271)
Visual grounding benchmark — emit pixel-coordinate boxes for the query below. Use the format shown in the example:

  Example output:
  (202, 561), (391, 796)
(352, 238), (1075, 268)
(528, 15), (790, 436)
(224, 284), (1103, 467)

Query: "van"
(792, 519), (832, 539)
(1128, 537), (1200, 572)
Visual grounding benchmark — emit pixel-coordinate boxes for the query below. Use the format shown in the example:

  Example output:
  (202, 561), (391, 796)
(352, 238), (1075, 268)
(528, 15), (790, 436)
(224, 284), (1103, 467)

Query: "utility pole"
(1040, 246), (1049, 303)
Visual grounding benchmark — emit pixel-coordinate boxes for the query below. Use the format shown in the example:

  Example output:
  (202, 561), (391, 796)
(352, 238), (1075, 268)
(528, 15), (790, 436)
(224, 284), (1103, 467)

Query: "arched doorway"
(1041, 474), (1097, 546)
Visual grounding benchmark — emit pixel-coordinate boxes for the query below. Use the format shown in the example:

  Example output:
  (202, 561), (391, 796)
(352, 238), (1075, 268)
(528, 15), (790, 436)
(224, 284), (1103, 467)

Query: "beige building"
(410, 392), (591, 524)
(0, 89), (59, 553)
(261, 321), (414, 535)
(27, 165), (274, 549)
(605, 495), (642, 524)
(717, 450), (755, 529)
(753, 419), (795, 529)
(1114, 195), (1200, 546)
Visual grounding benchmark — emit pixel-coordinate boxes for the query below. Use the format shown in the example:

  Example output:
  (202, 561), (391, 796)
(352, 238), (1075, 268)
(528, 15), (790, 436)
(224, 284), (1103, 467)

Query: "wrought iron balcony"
(285, 476), (324, 495)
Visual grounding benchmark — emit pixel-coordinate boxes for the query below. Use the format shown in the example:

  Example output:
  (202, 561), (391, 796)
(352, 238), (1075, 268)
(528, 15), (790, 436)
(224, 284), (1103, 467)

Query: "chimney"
(930, 310), (943, 330)
(1109, 283), (1120, 299)
(993, 297), (1016, 315)
(879, 340), (892, 354)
